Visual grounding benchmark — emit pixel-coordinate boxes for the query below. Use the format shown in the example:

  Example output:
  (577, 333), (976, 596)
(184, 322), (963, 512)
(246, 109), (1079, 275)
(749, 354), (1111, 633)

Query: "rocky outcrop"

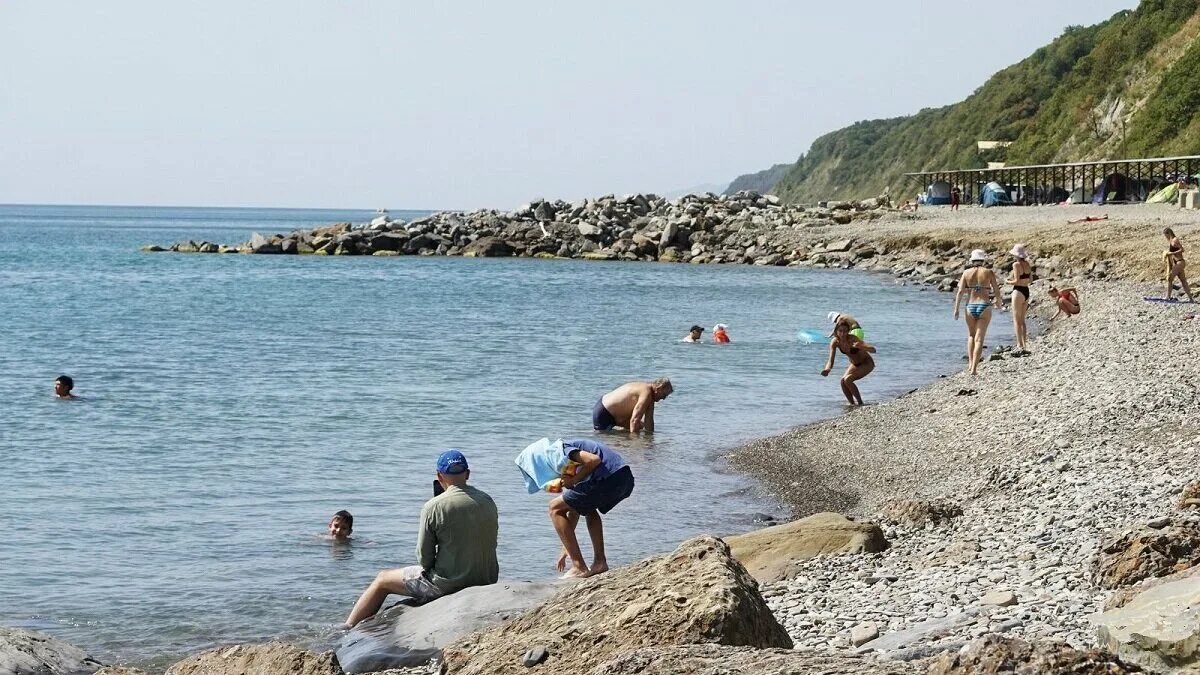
(0, 627), (103, 675)
(725, 512), (888, 584)
(1179, 481), (1200, 510)
(1106, 562), (1200, 610)
(1093, 576), (1200, 672)
(1093, 523), (1200, 589)
(879, 499), (963, 526)
(336, 581), (561, 673)
(928, 635), (1139, 674)
(163, 642), (340, 675)
(587, 644), (920, 674)
(441, 536), (790, 675)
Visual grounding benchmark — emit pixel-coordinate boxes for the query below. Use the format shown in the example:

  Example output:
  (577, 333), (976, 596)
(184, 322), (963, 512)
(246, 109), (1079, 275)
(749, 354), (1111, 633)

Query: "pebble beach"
(731, 203), (1200, 665)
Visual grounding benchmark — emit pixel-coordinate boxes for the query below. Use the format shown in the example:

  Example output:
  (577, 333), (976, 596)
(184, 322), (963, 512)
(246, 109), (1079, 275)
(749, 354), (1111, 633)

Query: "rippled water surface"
(0, 204), (1007, 666)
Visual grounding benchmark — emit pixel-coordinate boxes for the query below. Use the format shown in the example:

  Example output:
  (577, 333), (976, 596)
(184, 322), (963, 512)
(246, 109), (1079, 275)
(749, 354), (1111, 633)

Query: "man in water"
(592, 378), (673, 433)
(682, 325), (703, 343)
(548, 438), (635, 578)
(328, 510), (353, 541)
(54, 375), (77, 400)
(345, 450), (498, 627)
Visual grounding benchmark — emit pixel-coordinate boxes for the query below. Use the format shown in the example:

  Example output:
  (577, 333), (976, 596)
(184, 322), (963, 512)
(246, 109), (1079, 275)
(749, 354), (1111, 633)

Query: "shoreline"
(13, 203), (1200, 672)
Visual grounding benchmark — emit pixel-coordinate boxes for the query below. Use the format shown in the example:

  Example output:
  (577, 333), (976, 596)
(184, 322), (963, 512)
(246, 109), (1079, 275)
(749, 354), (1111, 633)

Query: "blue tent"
(981, 181), (1013, 207)
(925, 181), (952, 205)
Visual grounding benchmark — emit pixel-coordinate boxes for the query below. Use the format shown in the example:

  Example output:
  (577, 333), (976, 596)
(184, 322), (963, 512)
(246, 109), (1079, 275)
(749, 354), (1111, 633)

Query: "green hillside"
(734, 0), (1200, 202)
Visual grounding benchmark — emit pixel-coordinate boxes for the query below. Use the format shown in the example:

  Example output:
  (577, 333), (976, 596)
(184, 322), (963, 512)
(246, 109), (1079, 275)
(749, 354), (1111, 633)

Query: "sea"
(0, 204), (1009, 668)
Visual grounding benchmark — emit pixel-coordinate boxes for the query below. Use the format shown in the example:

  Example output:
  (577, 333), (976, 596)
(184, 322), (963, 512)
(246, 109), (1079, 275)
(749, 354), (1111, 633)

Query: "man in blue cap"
(345, 449), (499, 627)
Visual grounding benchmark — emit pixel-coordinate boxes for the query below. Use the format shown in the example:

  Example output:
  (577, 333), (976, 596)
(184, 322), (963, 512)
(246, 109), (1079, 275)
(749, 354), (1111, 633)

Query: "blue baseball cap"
(437, 449), (469, 475)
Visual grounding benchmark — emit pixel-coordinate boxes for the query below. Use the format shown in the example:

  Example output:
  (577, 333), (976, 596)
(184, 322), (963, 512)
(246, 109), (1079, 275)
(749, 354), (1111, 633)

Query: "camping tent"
(1147, 183), (1179, 204)
(926, 181), (952, 205)
(1047, 186), (1070, 204)
(981, 181), (1013, 207)
(1068, 186), (1089, 204)
(1091, 173), (1149, 203)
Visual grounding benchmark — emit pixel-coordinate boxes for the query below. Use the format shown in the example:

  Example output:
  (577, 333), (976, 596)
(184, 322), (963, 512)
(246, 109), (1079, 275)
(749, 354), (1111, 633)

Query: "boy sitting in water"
(328, 510), (353, 541)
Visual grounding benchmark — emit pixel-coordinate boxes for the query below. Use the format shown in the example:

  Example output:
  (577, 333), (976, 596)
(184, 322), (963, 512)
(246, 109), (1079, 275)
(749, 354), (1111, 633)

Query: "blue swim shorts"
(563, 465), (635, 515)
(592, 398), (617, 431)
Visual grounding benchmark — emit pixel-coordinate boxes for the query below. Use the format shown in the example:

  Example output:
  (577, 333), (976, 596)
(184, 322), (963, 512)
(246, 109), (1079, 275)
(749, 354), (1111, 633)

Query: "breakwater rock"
(144, 191), (892, 264)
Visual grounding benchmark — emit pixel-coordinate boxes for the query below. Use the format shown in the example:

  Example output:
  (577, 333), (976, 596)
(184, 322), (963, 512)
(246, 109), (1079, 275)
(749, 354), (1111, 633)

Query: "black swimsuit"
(1014, 268), (1031, 300)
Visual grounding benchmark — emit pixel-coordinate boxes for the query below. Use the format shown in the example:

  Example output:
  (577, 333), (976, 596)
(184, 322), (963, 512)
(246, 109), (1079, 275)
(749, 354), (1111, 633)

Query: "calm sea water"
(0, 204), (1008, 667)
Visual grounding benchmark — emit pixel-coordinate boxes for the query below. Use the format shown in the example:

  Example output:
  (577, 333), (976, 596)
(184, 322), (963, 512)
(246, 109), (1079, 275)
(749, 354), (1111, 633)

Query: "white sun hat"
(969, 249), (989, 262)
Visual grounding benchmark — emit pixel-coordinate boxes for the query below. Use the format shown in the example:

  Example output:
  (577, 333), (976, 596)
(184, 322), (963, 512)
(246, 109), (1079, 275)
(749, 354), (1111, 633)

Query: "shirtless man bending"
(592, 379), (673, 433)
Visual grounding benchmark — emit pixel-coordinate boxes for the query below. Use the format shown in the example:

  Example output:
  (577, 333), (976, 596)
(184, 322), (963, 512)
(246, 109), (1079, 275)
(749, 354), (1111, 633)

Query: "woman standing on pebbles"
(953, 249), (1003, 375)
(1007, 244), (1032, 353)
(1163, 228), (1195, 302)
(821, 322), (876, 405)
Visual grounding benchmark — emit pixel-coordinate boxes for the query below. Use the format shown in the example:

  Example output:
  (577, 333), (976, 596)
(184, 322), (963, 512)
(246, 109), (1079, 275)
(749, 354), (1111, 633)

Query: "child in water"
(328, 510), (353, 541)
(712, 324), (731, 343)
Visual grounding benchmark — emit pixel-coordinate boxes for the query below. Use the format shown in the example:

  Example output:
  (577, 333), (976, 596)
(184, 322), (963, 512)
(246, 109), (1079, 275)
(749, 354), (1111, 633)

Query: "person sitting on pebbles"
(1049, 286), (1080, 319)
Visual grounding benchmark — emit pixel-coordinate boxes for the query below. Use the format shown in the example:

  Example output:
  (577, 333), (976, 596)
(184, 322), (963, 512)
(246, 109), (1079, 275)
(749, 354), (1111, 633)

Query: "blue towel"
(514, 438), (570, 494)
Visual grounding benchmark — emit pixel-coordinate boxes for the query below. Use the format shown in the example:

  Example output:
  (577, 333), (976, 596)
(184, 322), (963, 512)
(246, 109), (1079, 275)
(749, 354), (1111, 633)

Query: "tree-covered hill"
(726, 0), (1200, 202)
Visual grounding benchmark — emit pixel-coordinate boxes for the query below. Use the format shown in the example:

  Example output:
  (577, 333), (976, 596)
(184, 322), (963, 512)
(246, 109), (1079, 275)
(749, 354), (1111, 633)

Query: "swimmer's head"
(329, 510), (353, 539)
(713, 323), (728, 333)
(651, 377), (673, 401)
(54, 375), (74, 398)
(688, 325), (703, 339)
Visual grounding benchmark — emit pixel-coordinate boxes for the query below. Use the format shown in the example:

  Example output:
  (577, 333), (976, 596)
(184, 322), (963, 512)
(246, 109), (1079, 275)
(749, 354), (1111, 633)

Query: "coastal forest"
(729, 0), (1200, 202)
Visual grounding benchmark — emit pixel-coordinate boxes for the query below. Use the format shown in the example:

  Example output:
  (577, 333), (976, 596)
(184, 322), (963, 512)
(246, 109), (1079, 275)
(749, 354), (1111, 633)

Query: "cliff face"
(736, 0), (1200, 202)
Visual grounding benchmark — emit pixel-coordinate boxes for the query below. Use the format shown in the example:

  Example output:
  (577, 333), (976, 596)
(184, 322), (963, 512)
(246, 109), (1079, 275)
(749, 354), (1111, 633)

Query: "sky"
(0, 1), (1138, 210)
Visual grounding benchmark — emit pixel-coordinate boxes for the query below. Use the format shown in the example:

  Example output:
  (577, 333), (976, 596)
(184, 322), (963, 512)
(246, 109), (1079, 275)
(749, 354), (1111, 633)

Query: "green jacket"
(417, 484), (499, 593)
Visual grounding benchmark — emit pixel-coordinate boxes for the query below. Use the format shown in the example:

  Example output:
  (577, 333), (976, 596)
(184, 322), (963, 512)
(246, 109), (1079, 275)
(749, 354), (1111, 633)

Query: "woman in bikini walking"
(1163, 228), (1195, 302)
(821, 321), (876, 406)
(1007, 244), (1032, 353)
(953, 249), (1003, 376)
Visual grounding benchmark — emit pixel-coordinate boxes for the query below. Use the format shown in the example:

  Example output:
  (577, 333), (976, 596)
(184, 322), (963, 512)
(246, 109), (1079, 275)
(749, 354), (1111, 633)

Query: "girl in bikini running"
(953, 249), (1003, 376)
(821, 321), (876, 406)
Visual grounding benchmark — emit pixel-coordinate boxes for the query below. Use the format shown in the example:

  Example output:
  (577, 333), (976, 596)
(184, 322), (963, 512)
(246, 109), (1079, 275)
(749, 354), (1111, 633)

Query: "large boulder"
(587, 644), (919, 675)
(461, 237), (514, 258)
(725, 512), (888, 584)
(1093, 524), (1200, 589)
(1093, 576), (1200, 672)
(163, 642), (341, 675)
(1106, 562), (1200, 610)
(441, 536), (791, 675)
(336, 581), (561, 673)
(0, 627), (103, 675)
(928, 635), (1139, 674)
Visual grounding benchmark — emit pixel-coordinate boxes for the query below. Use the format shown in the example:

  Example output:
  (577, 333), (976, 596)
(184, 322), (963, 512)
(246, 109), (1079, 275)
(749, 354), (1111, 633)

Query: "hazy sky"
(1, 1), (1137, 210)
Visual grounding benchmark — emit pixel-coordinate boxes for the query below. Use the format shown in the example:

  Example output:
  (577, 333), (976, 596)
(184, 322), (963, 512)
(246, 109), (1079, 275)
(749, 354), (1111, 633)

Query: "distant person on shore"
(54, 375), (77, 400)
(1164, 228), (1195, 302)
(712, 323), (731, 343)
(953, 250), (1004, 376)
(827, 312), (864, 340)
(344, 450), (498, 627)
(682, 325), (704, 343)
(950, 187), (961, 211)
(1008, 244), (1032, 353)
(546, 438), (635, 578)
(592, 379), (673, 433)
(328, 510), (353, 542)
(1048, 286), (1080, 319)
(821, 322), (876, 406)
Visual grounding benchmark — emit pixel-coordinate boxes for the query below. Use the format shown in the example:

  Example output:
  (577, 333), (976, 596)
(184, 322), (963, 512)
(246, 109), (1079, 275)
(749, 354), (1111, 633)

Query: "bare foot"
(560, 566), (590, 579)
(587, 563), (609, 576)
